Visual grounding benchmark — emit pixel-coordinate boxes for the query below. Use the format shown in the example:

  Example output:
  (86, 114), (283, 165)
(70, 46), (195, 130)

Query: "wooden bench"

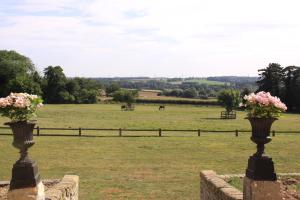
(220, 111), (236, 119)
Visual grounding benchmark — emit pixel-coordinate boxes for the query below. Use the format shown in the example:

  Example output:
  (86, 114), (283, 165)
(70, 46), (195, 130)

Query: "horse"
(121, 105), (126, 110)
(159, 105), (165, 111)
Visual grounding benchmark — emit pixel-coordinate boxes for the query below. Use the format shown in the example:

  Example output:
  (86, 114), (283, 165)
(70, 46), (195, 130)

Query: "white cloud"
(1, 0), (300, 77)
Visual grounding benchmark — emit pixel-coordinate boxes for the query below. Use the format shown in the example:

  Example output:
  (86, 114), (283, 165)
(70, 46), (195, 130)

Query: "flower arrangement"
(0, 93), (43, 122)
(243, 91), (287, 118)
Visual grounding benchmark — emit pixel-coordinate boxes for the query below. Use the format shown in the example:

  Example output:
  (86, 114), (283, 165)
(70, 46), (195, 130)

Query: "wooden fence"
(0, 126), (299, 137)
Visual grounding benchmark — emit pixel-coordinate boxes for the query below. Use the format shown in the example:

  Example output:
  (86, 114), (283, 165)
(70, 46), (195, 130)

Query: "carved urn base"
(246, 155), (277, 181)
(10, 160), (41, 190)
(246, 117), (277, 181)
(5, 121), (41, 190)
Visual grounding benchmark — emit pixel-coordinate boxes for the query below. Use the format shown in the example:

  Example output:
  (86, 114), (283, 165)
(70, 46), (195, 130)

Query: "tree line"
(1, 51), (300, 111)
(0, 50), (100, 103)
(257, 63), (300, 111)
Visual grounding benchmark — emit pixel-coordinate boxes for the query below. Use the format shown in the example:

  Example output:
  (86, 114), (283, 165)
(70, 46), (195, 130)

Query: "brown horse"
(159, 105), (165, 111)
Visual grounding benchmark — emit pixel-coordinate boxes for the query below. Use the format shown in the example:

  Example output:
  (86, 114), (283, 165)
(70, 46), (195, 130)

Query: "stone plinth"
(243, 176), (282, 200)
(0, 175), (79, 200)
(45, 175), (79, 200)
(7, 181), (45, 200)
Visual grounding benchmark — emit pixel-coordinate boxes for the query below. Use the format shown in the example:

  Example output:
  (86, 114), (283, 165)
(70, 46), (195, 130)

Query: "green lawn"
(183, 78), (227, 85)
(1, 104), (299, 131)
(0, 104), (300, 199)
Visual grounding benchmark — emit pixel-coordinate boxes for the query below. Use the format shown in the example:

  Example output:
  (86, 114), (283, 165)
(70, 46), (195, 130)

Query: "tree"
(282, 66), (300, 111)
(66, 78), (99, 103)
(105, 83), (120, 96)
(257, 63), (284, 97)
(0, 50), (42, 96)
(43, 66), (71, 103)
(183, 88), (198, 98)
(113, 89), (138, 105)
(218, 89), (240, 112)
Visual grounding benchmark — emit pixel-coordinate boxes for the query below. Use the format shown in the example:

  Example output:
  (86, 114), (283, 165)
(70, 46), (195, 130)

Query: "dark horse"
(121, 105), (126, 110)
(159, 105), (165, 111)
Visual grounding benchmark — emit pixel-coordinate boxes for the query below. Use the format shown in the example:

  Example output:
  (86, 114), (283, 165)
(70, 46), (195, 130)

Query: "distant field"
(167, 78), (227, 86)
(1, 104), (300, 199)
(138, 90), (217, 102)
(183, 78), (227, 85)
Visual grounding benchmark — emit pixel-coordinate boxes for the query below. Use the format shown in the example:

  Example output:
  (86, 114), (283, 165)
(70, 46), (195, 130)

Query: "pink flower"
(37, 103), (43, 108)
(243, 91), (288, 115)
(0, 98), (11, 107)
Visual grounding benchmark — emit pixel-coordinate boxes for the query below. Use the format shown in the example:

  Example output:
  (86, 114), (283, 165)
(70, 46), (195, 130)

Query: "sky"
(1, 0), (300, 77)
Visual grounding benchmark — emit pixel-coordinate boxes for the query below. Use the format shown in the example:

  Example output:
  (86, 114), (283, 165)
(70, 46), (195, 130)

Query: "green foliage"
(105, 82), (120, 96)
(218, 89), (240, 112)
(0, 50), (42, 97)
(43, 66), (99, 104)
(283, 66), (300, 110)
(257, 63), (300, 111)
(42, 66), (68, 103)
(113, 89), (138, 104)
(183, 88), (198, 98)
(257, 63), (284, 98)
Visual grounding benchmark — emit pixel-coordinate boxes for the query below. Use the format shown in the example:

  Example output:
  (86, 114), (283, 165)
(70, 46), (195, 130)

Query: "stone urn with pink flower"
(0, 93), (43, 190)
(243, 91), (287, 181)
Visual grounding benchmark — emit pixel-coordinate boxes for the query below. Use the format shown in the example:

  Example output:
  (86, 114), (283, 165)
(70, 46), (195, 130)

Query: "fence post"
(235, 130), (238, 137)
(159, 129), (162, 137)
(79, 127), (82, 136)
(37, 126), (40, 136)
(119, 128), (122, 137)
(272, 130), (275, 137)
(198, 129), (201, 137)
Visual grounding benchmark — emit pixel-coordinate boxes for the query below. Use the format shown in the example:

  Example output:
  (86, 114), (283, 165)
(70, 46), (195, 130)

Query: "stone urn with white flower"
(243, 91), (287, 181)
(0, 93), (43, 190)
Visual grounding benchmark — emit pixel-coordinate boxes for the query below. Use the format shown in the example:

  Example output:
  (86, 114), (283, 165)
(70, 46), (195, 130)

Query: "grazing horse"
(121, 105), (126, 110)
(159, 105), (165, 111)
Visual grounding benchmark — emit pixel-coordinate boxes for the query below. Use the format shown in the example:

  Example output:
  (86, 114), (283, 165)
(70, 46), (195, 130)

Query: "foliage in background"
(105, 82), (120, 97)
(257, 63), (300, 111)
(0, 50), (42, 97)
(94, 77), (258, 99)
(113, 89), (138, 105)
(218, 89), (240, 112)
(42, 66), (99, 104)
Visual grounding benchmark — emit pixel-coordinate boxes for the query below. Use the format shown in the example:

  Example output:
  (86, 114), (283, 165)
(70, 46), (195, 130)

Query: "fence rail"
(0, 126), (299, 137)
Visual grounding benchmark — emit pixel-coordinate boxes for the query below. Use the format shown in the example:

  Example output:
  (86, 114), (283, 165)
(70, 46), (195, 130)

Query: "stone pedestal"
(7, 181), (45, 200)
(243, 176), (282, 200)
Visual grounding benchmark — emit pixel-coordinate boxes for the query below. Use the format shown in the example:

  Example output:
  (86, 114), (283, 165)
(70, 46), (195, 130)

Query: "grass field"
(138, 90), (217, 103)
(0, 104), (300, 199)
(183, 78), (227, 85)
(167, 78), (227, 86)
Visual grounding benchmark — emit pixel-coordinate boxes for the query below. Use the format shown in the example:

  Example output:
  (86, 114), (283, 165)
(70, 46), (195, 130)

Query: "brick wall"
(200, 170), (242, 200)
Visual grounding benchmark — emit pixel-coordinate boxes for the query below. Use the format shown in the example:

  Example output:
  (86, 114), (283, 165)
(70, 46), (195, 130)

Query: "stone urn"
(245, 117), (277, 181)
(5, 121), (41, 189)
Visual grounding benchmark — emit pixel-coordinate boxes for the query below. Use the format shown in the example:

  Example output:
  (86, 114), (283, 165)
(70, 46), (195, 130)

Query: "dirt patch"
(226, 176), (300, 199)
(280, 176), (300, 200)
